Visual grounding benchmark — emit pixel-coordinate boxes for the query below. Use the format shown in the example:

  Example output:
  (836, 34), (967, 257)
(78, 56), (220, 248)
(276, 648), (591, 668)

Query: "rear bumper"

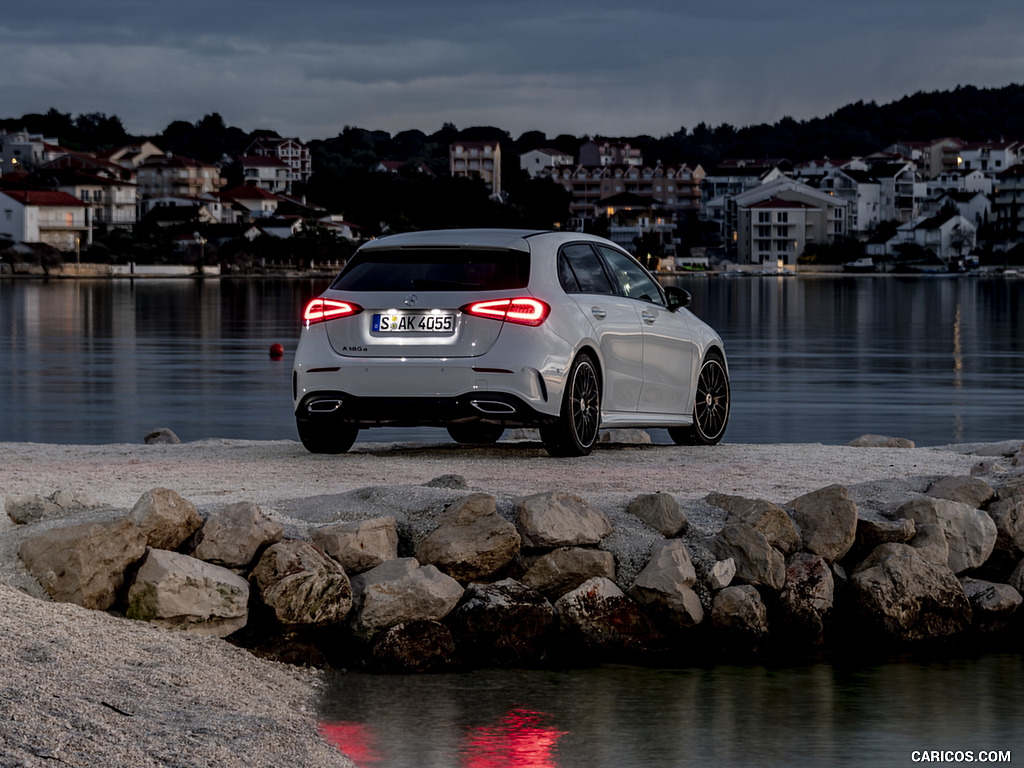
(295, 390), (557, 429)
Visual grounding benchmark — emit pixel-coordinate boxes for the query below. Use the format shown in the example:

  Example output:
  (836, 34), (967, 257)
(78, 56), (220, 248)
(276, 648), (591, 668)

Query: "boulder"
(414, 493), (521, 581)
(371, 620), (456, 673)
(5, 489), (99, 525)
(446, 579), (555, 665)
(711, 585), (769, 642)
(144, 428), (180, 445)
(128, 488), (203, 551)
(126, 548), (249, 637)
(627, 540), (704, 632)
(250, 540), (352, 627)
(514, 492), (612, 549)
(711, 523), (785, 592)
(972, 460), (1006, 476)
(959, 577), (1022, 632)
(19, 519), (147, 610)
(189, 501), (284, 570)
(896, 497), (997, 574)
(311, 516), (398, 574)
(626, 492), (687, 537)
(789, 484), (858, 562)
(971, 440), (1024, 458)
(847, 434), (915, 448)
(520, 547), (616, 600)
(1009, 559), (1024, 595)
(846, 517), (916, 564)
(708, 493), (800, 556)
(706, 558), (736, 591)
(776, 553), (834, 645)
(849, 544), (971, 642)
(908, 523), (950, 567)
(349, 558), (464, 641)
(927, 476), (995, 509)
(986, 485), (1024, 563)
(554, 577), (662, 654)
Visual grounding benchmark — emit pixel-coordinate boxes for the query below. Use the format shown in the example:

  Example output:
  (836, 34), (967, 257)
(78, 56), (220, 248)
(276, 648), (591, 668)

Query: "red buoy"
(269, 343), (285, 359)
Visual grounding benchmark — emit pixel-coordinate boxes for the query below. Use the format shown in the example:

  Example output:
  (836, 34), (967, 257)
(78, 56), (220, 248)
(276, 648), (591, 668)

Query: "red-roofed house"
(0, 189), (90, 250)
(245, 137), (311, 189)
(219, 184), (281, 222)
(240, 155), (292, 193)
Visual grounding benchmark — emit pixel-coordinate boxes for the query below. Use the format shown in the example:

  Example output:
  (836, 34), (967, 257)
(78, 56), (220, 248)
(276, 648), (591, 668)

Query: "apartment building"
(992, 164), (1024, 239)
(240, 155), (292, 193)
(449, 141), (502, 198)
(0, 131), (67, 174)
(41, 168), (137, 232)
(731, 178), (848, 268)
(0, 189), (90, 250)
(245, 137), (312, 189)
(137, 155), (225, 198)
(886, 138), (965, 179)
(959, 141), (1022, 176)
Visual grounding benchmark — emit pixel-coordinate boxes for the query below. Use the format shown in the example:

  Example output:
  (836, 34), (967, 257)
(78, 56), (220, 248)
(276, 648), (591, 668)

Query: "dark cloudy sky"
(3, 0), (1023, 141)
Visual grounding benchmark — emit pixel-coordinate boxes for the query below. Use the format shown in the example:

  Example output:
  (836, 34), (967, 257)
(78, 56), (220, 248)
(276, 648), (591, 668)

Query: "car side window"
(559, 244), (615, 295)
(597, 246), (665, 305)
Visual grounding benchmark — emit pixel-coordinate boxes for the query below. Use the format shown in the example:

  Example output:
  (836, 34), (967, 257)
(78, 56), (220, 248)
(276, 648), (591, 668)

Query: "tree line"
(4, 83), (1024, 262)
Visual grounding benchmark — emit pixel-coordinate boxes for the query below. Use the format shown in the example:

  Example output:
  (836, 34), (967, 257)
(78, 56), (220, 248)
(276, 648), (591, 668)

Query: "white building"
(519, 148), (575, 178)
(731, 178), (848, 268)
(959, 141), (1022, 177)
(0, 189), (90, 250)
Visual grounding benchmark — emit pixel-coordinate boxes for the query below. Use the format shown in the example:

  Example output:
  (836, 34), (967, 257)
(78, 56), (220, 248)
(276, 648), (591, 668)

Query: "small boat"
(843, 257), (876, 273)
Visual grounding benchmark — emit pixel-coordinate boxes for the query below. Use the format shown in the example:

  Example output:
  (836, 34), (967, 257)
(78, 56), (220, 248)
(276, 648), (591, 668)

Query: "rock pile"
(9, 447), (1024, 673)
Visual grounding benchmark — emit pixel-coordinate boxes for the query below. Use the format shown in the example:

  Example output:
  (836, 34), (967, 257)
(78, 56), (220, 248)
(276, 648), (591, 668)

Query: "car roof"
(358, 228), (615, 254)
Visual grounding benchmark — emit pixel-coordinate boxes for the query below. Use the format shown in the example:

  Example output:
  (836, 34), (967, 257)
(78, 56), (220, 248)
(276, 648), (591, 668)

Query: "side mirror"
(665, 285), (692, 311)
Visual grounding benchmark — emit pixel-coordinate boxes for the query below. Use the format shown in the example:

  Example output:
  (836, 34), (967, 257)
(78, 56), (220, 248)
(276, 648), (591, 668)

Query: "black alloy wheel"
(668, 352), (730, 446)
(540, 353), (601, 457)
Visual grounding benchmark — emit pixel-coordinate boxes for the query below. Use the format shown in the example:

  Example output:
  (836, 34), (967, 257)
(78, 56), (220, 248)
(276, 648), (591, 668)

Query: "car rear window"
(331, 248), (530, 291)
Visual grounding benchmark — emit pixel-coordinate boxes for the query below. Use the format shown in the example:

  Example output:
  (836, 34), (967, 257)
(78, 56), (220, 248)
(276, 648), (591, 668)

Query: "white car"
(293, 229), (729, 456)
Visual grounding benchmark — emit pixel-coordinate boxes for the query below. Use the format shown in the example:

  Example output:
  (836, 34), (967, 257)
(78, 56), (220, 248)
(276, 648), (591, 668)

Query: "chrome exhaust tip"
(470, 400), (517, 415)
(307, 399), (343, 414)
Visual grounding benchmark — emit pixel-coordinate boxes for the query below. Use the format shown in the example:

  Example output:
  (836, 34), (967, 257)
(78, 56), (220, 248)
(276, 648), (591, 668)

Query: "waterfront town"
(1, 110), (1024, 277)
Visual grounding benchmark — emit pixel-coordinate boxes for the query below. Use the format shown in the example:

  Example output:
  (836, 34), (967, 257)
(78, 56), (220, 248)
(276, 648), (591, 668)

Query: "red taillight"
(303, 298), (362, 326)
(461, 298), (550, 326)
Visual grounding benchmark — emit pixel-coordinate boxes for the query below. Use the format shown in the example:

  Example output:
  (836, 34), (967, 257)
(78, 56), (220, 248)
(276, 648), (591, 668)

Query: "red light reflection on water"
(461, 709), (566, 768)
(319, 721), (385, 767)
(319, 709), (566, 768)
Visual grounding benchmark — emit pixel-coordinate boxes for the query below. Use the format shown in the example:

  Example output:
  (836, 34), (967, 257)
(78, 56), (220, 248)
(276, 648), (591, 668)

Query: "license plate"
(372, 311), (456, 334)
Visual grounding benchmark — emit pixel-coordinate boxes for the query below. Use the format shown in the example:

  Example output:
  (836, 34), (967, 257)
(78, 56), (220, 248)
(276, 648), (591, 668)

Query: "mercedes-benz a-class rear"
(293, 229), (730, 457)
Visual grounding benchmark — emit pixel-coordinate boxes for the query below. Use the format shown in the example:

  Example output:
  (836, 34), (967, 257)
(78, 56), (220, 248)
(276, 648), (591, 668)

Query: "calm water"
(319, 655), (1024, 767)
(1, 274), (1022, 445)
(3, 275), (1024, 766)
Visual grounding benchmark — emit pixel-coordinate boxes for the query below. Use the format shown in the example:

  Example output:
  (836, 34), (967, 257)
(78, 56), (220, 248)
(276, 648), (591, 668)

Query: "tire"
(669, 352), (730, 446)
(296, 419), (359, 454)
(446, 423), (505, 444)
(540, 352), (601, 457)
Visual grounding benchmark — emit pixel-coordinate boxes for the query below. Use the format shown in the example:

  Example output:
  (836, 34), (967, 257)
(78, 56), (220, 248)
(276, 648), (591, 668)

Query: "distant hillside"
(621, 83), (1024, 168)
(4, 83), (1024, 169)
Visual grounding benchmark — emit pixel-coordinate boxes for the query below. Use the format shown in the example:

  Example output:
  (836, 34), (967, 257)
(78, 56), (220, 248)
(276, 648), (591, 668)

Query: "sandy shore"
(1, 435), (1021, 766)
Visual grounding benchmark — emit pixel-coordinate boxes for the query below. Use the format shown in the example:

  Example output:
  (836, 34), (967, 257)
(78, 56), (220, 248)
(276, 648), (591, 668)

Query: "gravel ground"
(1, 435), (1021, 767)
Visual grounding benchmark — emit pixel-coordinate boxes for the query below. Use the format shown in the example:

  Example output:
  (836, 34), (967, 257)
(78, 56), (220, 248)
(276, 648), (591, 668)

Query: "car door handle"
(591, 307), (607, 319)
(641, 310), (657, 324)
